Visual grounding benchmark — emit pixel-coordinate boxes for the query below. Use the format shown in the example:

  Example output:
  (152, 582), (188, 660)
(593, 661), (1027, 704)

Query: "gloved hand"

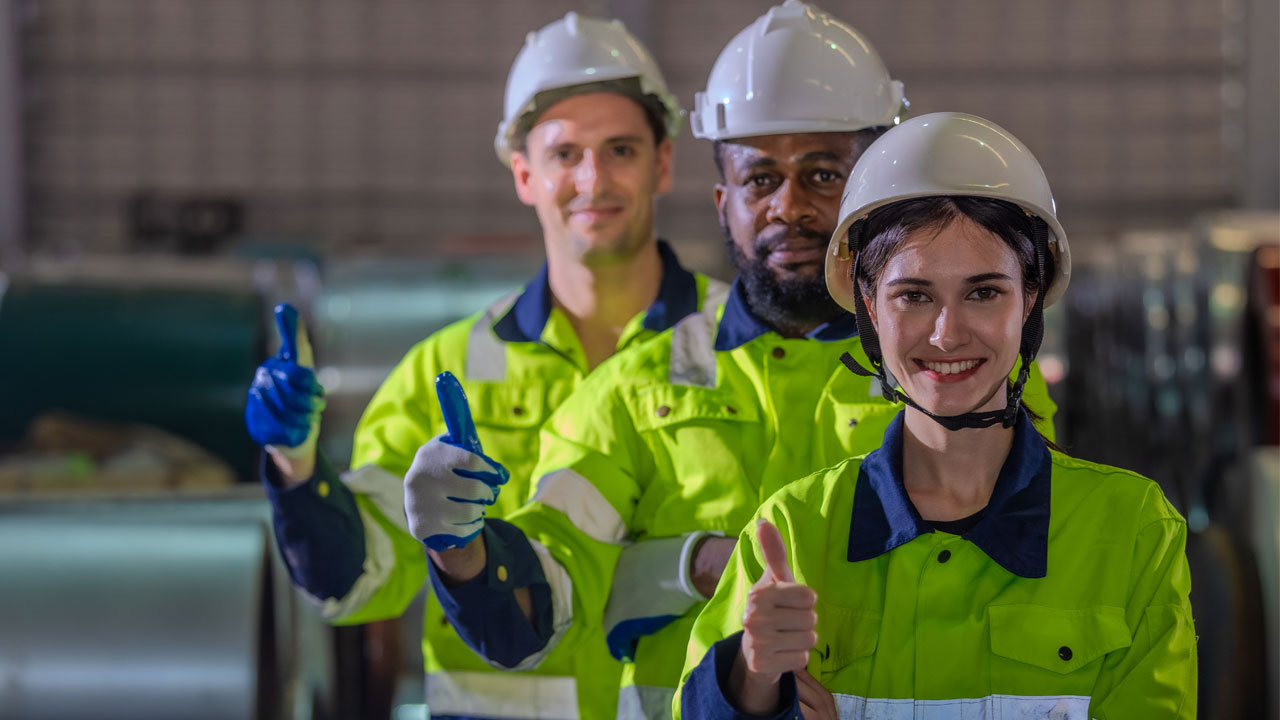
(245, 304), (326, 479)
(405, 371), (510, 552)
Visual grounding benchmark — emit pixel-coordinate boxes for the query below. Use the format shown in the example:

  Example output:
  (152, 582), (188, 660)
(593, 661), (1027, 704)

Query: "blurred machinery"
(1062, 211), (1279, 719)
(0, 250), (537, 719)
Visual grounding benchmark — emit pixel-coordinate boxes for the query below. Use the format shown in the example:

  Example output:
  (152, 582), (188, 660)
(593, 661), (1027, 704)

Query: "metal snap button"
(1058, 646), (1073, 661)
(937, 549), (951, 563)
(656, 405), (670, 417)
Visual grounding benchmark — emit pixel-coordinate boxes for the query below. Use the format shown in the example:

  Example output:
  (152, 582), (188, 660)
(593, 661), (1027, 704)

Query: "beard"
(721, 219), (844, 334)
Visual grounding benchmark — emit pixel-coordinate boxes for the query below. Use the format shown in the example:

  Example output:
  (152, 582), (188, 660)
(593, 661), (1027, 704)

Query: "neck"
(901, 407), (1015, 522)
(546, 240), (663, 369)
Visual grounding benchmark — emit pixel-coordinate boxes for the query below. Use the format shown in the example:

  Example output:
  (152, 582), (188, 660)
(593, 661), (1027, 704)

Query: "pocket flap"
(815, 604), (880, 671)
(467, 382), (546, 429)
(989, 605), (1131, 674)
(631, 384), (758, 432)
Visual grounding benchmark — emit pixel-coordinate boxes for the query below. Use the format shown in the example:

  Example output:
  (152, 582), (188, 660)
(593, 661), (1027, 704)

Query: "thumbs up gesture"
(245, 303), (326, 483)
(404, 371), (510, 551)
(734, 518), (819, 710)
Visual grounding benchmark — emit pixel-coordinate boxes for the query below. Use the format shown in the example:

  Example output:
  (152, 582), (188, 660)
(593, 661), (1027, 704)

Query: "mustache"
(753, 224), (830, 254)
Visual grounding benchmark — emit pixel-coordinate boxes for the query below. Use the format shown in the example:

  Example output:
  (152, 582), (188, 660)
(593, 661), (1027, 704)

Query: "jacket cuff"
(681, 631), (801, 720)
(427, 518), (555, 669)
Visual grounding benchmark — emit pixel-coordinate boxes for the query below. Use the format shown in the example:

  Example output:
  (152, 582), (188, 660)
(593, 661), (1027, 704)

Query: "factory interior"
(0, 1), (1276, 719)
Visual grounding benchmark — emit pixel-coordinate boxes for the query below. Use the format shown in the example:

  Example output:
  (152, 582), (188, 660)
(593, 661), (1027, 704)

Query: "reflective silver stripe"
(668, 312), (717, 388)
(668, 279), (728, 389)
(496, 537), (575, 672)
(701, 277), (731, 311)
(312, 464), (407, 620)
(831, 693), (1091, 719)
(425, 669), (578, 719)
(617, 684), (675, 720)
(467, 290), (519, 381)
(531, 468), (627, 544)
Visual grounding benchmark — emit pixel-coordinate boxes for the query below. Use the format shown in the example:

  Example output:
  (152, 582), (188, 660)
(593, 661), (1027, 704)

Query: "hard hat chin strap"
(841, 216), (1051, 432)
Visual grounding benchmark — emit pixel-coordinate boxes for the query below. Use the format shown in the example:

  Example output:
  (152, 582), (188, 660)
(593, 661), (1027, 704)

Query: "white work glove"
(405, 371), (510, 552)
(603, 530), (717, 661)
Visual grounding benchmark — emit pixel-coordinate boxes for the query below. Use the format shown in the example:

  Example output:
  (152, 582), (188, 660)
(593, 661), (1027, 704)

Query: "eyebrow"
(796, 151), (844, 164)
(886, 272), (1014, 287)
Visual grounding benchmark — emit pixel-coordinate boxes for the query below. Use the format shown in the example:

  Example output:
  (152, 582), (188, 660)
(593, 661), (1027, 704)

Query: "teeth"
(922, 359), (980, 374)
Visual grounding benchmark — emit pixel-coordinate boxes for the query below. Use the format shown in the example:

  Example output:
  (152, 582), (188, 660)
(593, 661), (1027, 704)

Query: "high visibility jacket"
(676, 410), (1196, 720)
(264, 242), (723, 720)
(503, 280), (1058, 719)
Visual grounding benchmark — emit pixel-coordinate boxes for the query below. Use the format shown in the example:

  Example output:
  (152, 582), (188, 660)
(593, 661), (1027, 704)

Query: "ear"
(654, 137), (674, 196)
(713, 183), (727, 216)
(1022, 287), (1040, 322)
(863, 285), (880, 333)
(510, 151), (537, 207)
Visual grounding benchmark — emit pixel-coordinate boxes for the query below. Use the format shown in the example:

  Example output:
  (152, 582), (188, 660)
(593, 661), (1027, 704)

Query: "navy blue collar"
(847, 409), (1051, 578)
(493, 240), (699, 343)
(713, 278), (860, 351)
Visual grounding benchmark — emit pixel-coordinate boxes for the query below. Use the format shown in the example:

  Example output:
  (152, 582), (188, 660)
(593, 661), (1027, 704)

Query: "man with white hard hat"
(420, 2), (1057, 718)
(244, 11), (724, 719)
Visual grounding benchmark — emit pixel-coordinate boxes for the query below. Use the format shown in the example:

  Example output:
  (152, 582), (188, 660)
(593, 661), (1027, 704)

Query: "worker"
(415, 4), (1059, 719)
(244, 11), (727, 719)
(678, 112), (1197, 719)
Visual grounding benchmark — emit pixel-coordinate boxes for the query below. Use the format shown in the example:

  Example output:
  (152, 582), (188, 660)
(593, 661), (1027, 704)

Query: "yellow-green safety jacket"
(264, 242), (723, 720)
(676, 409), (1196, 720)
(500, 279), (1058, 719)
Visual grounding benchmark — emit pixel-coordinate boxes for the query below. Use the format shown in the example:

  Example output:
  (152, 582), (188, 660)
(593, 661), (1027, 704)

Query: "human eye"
(968, 286), (1004, 302)
(610, 143), (637, 158)
(894, 289), (930, 305)
(747, 174), (777, 190)
(811, 168), (843, 184)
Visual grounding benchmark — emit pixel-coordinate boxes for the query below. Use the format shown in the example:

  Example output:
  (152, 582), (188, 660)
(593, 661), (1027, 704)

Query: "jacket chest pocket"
(988, 604), (1131, 705)
(466, 383), (548, 483)
(630, 384), (760, 527)
(813, 603), (881, 688)
(826, 401), (900, 458)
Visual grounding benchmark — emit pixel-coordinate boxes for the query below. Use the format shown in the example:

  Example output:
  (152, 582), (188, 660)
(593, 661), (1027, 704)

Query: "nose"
(765, 178), (815, 227)
(930, 306), (970, 353)
(574, 149), (608, 196)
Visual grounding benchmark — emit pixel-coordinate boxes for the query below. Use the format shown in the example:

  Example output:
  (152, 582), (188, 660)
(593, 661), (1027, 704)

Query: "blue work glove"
(405, 371), (510, 551)
(245, 304), (326, 464)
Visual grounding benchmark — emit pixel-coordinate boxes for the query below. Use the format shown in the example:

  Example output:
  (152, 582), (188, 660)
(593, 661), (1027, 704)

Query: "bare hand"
(691, 536), (738, 599)
(796, 668), (837, 720)
(729, 519), (818, 714)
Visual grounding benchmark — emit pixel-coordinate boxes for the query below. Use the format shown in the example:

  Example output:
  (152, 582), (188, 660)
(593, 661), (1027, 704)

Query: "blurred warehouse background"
(0, 0), (1275, 719)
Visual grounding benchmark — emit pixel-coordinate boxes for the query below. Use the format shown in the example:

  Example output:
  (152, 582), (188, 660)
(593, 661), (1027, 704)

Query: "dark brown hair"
(855, 196), (1046, 304)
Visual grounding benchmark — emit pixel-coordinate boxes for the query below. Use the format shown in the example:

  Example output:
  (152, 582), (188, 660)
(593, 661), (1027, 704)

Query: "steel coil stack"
(1061, 212), (1278, 719)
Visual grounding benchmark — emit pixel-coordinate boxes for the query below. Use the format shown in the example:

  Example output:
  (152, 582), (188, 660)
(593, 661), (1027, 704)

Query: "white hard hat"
(691, 0), (905, 141)
(494, 12), (683, 167)
(826, 112), (1072, 312)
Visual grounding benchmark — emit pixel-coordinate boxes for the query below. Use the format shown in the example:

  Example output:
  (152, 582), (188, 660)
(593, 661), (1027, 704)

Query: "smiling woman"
(677, 113), (1197, 720)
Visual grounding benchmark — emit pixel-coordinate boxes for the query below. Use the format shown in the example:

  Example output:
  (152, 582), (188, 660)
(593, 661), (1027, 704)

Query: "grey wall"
(17, 0), (1259, 271)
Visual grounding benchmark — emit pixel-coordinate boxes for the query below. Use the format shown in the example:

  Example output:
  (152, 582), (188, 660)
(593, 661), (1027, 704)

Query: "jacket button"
(497, 565), (509, 582)
(772, 347), (786, 359)
(725, 405), (738, 414)
(317, 481), (330, 498)
(1058, 645), (1073, 661)
(848, 418), (859, 427)
(656, 405), (670, 417)
(937, 549), (951, 563)
(512, 406), (525, 416)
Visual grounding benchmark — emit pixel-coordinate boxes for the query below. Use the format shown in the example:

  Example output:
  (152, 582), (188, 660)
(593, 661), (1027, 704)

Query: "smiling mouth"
(916, 358), (986, 376)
